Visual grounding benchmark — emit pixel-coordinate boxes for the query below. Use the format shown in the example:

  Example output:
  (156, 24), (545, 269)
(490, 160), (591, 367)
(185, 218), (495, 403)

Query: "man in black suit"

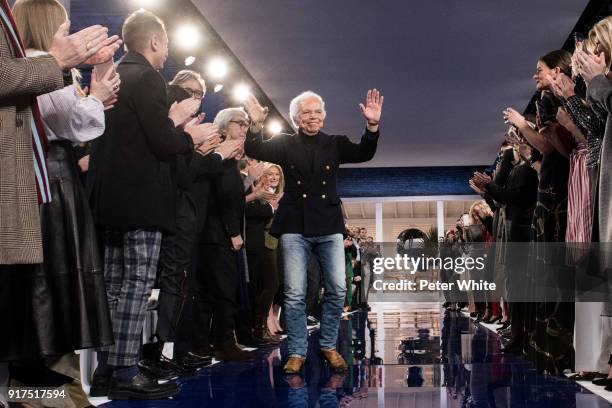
(244, 89), (383, 373)
(89, 10), (212, 400)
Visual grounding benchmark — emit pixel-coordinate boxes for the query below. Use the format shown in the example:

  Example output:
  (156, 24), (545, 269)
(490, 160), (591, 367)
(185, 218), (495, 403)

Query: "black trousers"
(248, 248), (280, 324)
(155, 192), (198, 342)
(192, 243), (239, 347)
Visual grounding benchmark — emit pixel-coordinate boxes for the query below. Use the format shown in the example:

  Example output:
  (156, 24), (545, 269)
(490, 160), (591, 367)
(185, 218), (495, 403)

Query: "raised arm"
(243, 94), (286, 163)
(0, 55), (64, 98)
(37, 84), (105, 142)
(338, 89), (383, 163)
(337, 130), (379, 164)
(503, 107), (554, 155)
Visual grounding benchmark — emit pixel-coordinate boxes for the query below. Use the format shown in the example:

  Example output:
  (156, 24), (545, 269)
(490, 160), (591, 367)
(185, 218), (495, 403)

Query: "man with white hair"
(244, 89), (383, 373)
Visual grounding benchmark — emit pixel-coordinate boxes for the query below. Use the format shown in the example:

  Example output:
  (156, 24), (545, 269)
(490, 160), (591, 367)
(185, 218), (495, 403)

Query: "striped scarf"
(0, 0), (51, 203)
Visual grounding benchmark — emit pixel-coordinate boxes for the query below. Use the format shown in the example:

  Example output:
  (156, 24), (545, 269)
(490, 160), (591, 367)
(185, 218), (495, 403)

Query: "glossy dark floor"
(101, 302), (612, 408)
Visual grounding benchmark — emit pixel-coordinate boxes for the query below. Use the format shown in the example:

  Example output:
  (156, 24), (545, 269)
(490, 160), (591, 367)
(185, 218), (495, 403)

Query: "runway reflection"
(101, 302), (611, 408)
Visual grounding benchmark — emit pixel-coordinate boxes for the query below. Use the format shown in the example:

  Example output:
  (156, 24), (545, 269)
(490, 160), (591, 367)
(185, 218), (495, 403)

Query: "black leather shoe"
(89, 373), (111, 397)
(176, 352), (213, 369)
(592, 377), (612, 386)
(158, 355), (198, 376)
(107, 373), (179, 400)
(137, 359), (179, 381)
(496, 321), (511, 332)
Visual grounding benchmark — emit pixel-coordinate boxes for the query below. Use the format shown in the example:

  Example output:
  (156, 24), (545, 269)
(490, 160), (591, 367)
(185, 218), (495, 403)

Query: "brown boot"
(320, 349), (347, 371)
(283, 356), (306, 374)
(214, 339), (256, 362)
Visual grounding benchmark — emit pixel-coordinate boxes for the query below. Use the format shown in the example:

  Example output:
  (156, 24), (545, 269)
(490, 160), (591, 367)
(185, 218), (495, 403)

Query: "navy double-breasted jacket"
(244, 128), (379, 237)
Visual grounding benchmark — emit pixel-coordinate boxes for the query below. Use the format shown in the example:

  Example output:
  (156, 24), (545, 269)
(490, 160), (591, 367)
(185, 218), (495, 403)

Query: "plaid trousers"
(102, 229), (162, 366)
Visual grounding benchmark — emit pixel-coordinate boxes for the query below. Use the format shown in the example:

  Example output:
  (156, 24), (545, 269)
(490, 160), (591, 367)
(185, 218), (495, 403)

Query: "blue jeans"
(280, 233), (346, 358)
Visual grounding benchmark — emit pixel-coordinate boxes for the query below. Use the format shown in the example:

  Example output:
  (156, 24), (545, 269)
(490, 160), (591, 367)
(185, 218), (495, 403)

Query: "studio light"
(214, 84), (224, 93)
(268, 120), (282, 135)
(233, 84), (250, 101)
(184, 56), (196, 66)
(132, 0), (157, 9)
(175, 25), (200, 50)
(207, 58), (228, 79)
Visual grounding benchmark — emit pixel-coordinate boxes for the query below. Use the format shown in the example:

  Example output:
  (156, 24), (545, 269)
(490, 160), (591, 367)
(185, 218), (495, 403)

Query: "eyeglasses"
(183, 87), (204, 99)
(230, 120), (250, 128)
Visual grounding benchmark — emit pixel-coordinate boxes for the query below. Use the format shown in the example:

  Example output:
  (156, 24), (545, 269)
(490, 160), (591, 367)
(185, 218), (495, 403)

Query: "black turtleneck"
(298, 129), (319, 174)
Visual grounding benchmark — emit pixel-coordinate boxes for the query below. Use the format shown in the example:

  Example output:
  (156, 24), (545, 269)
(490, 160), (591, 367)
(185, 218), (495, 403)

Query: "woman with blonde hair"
(8, 0), (120, 402)
(244, 162), (285, 342)
(572, 14), (612, 388)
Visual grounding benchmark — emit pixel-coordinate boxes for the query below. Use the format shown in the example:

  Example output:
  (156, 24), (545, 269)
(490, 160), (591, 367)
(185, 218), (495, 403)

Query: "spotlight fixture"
(268, 120), (282, 135)
(132, 0), (157, 8)
(233, 84), (250, 101)
(184, 56), (196, 66)
(214, 84), (224, 93)
(207, 58), (228, 79)
(174, 25), (200, 50)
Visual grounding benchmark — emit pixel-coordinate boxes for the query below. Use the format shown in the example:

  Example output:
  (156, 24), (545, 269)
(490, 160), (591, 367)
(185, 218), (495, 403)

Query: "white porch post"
(375, 202), (383, 242)
(436, 200), (444, 240)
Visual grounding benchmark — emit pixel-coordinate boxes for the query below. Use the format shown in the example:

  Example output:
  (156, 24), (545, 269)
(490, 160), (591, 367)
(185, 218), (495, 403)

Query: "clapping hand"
(89, 65), (120, 109)
(556, 107), (573, 130)
(196, 133), (221, 156)
(169, 98), (201, 128)
(252, 180), (276, 201)
(471, 171), (491, 189)
(547, 73), (575, 99)
(576, 49), (607, 84)
(185, 115), (220, 146)
(502, 107), (527, 129)
(48, 21), (109, 70)
(248, 161), (266, 181)
(83, 35), (122, 66)
(267, 191), (283, 211)
(215, 139), (243, 160)
(359, 89), (384, 128)
(469, 179), (485, 197)
(244, 94), (268, 127)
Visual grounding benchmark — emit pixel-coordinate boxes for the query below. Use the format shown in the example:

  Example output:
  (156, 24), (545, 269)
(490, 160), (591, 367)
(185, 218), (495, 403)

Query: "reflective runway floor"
(100, 302), (612, 408)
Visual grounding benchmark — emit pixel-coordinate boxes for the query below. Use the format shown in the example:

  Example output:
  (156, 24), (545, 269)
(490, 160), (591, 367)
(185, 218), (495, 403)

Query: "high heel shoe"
(483, 315), (502, 324)
(496, 321), (511, 331)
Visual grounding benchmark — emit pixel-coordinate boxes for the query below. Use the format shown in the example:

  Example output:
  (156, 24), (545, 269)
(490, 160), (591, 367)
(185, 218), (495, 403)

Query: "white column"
(375, 202), (383, 242)
(436, 200), (444, 240)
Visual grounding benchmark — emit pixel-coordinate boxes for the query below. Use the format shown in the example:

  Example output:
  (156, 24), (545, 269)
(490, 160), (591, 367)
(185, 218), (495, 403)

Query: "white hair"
(213, 107), (248, 132)
(289, 91), (326, 129)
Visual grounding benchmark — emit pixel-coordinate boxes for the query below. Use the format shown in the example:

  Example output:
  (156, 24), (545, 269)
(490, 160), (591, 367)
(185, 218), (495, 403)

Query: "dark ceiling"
(191, 1), (588, 167)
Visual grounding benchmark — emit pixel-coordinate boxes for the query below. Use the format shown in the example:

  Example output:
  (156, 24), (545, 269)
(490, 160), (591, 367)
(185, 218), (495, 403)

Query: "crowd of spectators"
(439, 14), (612, 389)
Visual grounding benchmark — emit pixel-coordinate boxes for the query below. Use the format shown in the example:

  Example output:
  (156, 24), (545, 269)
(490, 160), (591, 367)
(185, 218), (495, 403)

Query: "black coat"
(200, 158), (245, 245)
(190, 153), (224, 234)
(244, 190), (274, 254)
(244, 128), (378, 237)
(486, 149), (538, 242)
(90, 52), (193, 231)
